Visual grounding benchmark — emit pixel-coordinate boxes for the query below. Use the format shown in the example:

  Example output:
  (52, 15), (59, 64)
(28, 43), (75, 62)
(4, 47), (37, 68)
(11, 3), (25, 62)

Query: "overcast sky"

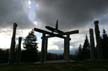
(0, 0), (108, 54)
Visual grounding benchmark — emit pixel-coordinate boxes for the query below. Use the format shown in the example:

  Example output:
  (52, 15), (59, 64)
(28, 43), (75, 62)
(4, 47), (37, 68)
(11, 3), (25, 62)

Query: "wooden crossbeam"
(45, 30), (79, 38)
(34, 28), (65, 38)
(34, 28), (79, 39)
(64, 30), (79, 35)
(54, 30), (79, 35)
(45, 26), (79, 35)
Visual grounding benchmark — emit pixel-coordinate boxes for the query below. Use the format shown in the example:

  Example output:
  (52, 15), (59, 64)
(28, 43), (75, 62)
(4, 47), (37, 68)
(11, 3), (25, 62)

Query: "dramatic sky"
(0, 0), (108, 54)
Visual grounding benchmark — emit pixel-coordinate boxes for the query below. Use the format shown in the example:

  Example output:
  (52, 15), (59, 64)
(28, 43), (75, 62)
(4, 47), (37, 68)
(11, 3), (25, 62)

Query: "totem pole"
(64, 35), (70, 61)
(16, 37), (22, 64)
(89, 28), (95, 60)
(94, 20), (102, 59)
(9, 23), (17, 64)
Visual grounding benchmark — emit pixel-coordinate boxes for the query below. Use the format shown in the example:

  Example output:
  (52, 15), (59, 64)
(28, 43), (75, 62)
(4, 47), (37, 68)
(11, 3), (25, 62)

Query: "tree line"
(0, 30), (65, 63)
(77, 29), (108, 60)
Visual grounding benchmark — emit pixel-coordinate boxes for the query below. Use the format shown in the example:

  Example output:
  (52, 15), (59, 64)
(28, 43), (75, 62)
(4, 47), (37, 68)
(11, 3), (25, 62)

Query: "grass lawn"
(0, 61), (108, 71)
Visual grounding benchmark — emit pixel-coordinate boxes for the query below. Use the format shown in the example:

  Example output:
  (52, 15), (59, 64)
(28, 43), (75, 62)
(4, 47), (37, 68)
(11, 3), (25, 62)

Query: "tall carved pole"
(94, 20), (102, 59)
(44, 37), (48, 62)
(16, 37), (22, 64)
(9, 23), (17, 64)
(89, 28), (95, 60)
(64, 34), (70, 61)
(41, 33), (47, 64)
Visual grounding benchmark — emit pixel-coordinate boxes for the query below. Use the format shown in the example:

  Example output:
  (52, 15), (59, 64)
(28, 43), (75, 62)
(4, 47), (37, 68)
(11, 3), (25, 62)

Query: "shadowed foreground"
(0, 61), (108, 71)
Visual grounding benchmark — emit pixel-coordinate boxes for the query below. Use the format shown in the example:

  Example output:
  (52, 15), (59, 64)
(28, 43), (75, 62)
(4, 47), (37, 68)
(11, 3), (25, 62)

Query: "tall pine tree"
(22, 30), (39, 62)
(82, 35), (90, 60)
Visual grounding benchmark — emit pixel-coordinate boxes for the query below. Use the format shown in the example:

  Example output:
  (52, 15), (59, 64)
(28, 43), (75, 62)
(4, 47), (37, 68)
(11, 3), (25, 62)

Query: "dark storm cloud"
(0, 0), (108, 30)
(0, 0), (35, 29)
(36, 0), (108, 30)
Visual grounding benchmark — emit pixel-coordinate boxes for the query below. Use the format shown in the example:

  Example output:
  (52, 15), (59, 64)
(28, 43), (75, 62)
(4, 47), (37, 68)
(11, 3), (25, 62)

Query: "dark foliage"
(77, 35), (90, 60)
(47, 53), (64, 60)
(21, 49), (39, 63)
(22, 30), (39, 63)
(0, 49), (9, 63)
(77, 28), (108, 60)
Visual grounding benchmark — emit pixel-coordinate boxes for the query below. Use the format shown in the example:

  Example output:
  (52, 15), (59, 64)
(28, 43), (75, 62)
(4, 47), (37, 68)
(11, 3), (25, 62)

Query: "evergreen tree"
(23, 30), (37, 50)
(77, 44), (82, 60)
(82, 35), (90, 59)
(22, 30), (39, 62)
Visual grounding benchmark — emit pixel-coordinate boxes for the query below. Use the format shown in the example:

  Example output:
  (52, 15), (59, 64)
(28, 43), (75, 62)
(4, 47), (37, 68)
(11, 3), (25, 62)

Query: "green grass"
(0, 61), (108, 71)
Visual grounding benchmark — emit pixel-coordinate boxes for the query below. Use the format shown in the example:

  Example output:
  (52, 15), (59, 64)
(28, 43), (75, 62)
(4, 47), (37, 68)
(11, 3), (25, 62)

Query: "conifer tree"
(22, 30), (38, 62)
(77, 44), (82, 60)
(82, 35), (90, 59)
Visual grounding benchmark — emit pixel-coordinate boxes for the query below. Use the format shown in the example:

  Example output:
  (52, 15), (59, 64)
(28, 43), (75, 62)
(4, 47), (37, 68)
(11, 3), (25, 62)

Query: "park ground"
(0, 60), (108, 71)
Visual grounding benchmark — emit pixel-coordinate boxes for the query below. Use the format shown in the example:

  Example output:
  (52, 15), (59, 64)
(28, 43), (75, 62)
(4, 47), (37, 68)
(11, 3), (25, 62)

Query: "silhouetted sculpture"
(89, 28), (95, 60)
(64, 35), (70, 61)
(9, 23), (17, 64)
(41, 33), (47, 63)
(64, 30), (79, 61)
(44, 36), (48, 62)
(34, 20), (79, 63)
(45, 20), (65, 35)
(102, 29), (108, 58)
(103, 29), (108, 39)
(94, 20), (102, 59)
(16, 37), (22, 64)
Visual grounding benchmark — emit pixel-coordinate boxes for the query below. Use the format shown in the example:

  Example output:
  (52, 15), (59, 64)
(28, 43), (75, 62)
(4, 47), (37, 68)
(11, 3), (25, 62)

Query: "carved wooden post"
(94, 20), (102, 59)
(64, 35), (70, 61)
(89, 28), (95, 60)
(44, 37), (48, 62)
(9, 23), (17, 64)
(41, 33), (46, 63)
(16, 37), (22, 64)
